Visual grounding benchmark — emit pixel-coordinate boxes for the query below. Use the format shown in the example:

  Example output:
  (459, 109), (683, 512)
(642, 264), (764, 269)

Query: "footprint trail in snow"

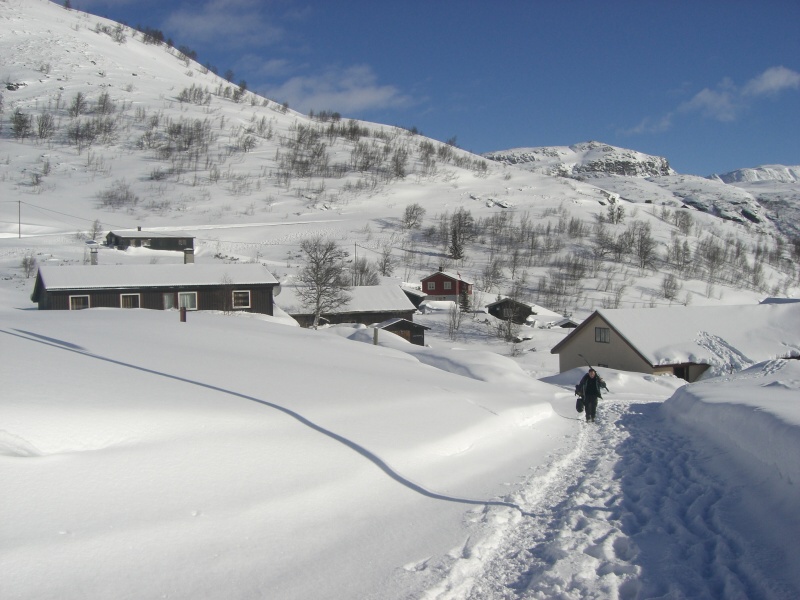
(422, 396), (797, 599)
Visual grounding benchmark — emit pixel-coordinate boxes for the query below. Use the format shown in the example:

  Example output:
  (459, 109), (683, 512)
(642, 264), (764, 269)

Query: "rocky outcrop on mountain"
(484, 141), (674, 178)
(710, 166), (800, 239)
(711, 165), (800, 184)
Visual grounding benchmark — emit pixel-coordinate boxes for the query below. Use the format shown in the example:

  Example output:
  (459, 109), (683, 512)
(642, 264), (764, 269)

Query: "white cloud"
(742, 66), (800, 97)
(678, 83), (739, 122)
(623, 114), (674, 135)
(262, 65), (417, 114)
(163, 0), (284, 49)
(627, 66), (799, 135)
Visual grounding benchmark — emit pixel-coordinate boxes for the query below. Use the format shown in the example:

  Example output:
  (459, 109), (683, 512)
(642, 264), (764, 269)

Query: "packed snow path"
(424, 397), (797, 599)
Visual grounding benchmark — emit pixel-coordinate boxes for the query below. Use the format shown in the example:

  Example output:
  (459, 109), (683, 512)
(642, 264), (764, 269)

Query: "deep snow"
(2, 1), (800, 598)
(2, 285), (800, 599)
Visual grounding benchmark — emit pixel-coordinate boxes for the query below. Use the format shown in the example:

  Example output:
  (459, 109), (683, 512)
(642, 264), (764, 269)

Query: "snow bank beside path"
(662, 359), (800, 495)
(661, 359), (800, 574)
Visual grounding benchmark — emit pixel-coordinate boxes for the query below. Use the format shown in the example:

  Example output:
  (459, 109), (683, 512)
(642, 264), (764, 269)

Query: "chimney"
(90, 247), (98, 265)
(439, 266), (444, 272)
(137, 226), (142, 231)
(184, 248), (195, 264)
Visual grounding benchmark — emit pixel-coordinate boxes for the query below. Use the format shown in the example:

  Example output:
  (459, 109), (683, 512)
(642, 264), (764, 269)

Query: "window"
(178, 291), (197, 310)
(595, 327), (610, 343)
(426, 282), (436, 291)
(443, 281), (452, 290)
(120, 293), (140, 309)
(232, 290), (251, 309)
(69, 295), (90, 310)
(163, 293), (176, 309)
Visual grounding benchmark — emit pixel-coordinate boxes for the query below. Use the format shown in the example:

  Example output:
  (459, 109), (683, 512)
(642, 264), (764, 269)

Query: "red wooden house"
(420, 268), (473, 302)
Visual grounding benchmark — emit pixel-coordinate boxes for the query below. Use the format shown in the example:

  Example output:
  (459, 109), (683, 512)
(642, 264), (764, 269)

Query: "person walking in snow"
(578, 368), (607, 423)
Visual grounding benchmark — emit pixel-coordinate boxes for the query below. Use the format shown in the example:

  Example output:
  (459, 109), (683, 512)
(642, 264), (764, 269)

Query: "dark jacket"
(578, 372), (605, 399)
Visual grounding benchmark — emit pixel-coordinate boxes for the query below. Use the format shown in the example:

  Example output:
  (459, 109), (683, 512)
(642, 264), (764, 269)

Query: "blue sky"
(70, 0), (799, 176)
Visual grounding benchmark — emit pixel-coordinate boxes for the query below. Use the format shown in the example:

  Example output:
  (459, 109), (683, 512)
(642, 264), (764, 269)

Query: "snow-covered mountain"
(484, 142), (800, 231)
(713, 165), (800, 184)
(483, 141), (674, 178)
(1, 0), (798, 318)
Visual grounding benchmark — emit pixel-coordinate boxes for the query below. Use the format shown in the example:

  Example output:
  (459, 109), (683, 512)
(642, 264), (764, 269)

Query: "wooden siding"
(487, 299), (533, 324)
(37, 284), (274, 315)
(420, 272), (472, 300)
(292, 309), (415, 328)
(106, 233), (194, 252)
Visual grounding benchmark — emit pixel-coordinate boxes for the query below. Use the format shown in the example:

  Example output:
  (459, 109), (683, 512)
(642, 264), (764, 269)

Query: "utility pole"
(19, 200), (21, 238)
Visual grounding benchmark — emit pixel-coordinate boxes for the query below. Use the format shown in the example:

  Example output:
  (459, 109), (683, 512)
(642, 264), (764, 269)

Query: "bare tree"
(352, 256), (380, 286)
(296, 237), (351, 329)
(402, 203), (426, 230)
(21, 251), (38, 278)
(90, 219), (103, 241)
(660, 273), (681, 301)
(377, 244), (396, 277)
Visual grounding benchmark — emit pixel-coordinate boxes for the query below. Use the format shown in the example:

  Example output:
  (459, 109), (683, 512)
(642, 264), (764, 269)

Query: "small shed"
(420, 268), (473, 302)
(31, 263), (278, 314)
(278, 285), (417, 328)
(106, 228), (194, 252)
(376, 318), (430, 346)
(486, 297), (566, 326)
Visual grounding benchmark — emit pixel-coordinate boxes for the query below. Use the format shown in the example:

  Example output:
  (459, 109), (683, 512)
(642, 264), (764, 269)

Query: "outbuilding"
(31, 263), (279, 315)
(376, 318), (430, 346)
(550, 304), (800, 382)
(277, 285), (417, 328)
(106, 228), (194, 252)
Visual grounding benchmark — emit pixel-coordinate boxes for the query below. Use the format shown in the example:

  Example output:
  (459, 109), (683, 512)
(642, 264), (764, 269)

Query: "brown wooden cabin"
(377, 318), (430, 346)
(106, 228), (194, 252)
(31, 263), (278, 314)
(279, 285), (416, 328)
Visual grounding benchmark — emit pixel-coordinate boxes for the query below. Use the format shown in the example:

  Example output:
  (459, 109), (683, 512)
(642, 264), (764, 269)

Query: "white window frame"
(178, 291), (198, 310)
(232, 290), (251, 309)
(426, 281), (436, 291)
(120, 293), (141, 309)
(69, 295), (90, 310)
(443, 281), (452, 290)
(595, 327), (610, 343)
(163, 293), (176, 309)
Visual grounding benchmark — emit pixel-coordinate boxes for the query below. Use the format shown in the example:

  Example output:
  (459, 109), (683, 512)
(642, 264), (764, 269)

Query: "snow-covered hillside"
(2, 0), (798, 319)
(484, 143), (800, 234)
(3, 3), (800, 599)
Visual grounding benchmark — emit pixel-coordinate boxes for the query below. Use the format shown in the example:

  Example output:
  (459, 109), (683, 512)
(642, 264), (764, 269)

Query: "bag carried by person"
(575, 383), (584, 413)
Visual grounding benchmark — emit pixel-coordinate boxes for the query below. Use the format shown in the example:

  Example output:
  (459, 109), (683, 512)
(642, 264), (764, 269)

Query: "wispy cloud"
(742, 66), (800, 97)
(262, 65), (417, 114)
(624, 66), (800, 135)
(162, 0), (284, 49)
(677, 78), (739, 122)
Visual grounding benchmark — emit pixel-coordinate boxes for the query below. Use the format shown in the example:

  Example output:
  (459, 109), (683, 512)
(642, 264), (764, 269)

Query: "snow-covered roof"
(107, 229), (193, 239)
(421, 270), (474, 285)
(554, 304), (800, 368)
(36, 264), (278, 290)
(277, 285), (416, 315)
(377, 318), (430, 330)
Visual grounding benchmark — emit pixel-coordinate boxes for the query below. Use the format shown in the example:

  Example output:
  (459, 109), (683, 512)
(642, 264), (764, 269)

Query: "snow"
(589, 304), (800, 370)
(2, 1), (800, 598)
(3, 287), (800, 599)
(34, 263), (279, 290)
(276, 283), (415, 316)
